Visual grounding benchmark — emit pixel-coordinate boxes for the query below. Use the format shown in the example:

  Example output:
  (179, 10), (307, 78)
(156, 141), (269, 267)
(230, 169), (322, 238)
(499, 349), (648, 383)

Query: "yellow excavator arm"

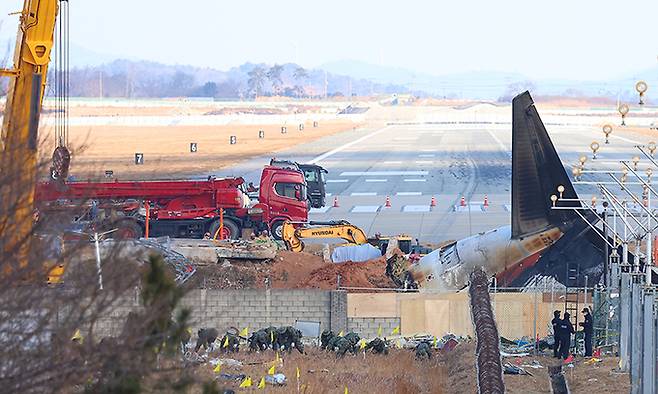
(1, 0), (60, 269)
(282, 220), (369, 252)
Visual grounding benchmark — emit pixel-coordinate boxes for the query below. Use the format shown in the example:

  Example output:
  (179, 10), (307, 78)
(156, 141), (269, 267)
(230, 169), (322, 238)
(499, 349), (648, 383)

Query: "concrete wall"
(96, 289), (342, 337)
(94, 289), (588, 340)
(348, 317), (401, 338)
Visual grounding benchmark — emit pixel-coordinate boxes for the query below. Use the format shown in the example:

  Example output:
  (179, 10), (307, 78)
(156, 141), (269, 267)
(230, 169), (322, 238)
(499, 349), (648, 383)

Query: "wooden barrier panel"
(347, 292), (592, 339)
(347, 293), (397, 318)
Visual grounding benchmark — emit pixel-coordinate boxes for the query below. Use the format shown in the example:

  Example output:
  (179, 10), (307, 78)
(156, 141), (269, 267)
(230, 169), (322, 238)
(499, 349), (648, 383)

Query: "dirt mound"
(186, 250), (395, 290)
(299, 257), (395, 289)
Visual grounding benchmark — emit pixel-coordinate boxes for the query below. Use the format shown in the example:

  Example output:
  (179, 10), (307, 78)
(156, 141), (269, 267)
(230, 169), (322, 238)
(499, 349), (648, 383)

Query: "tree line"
(41, 61), (359, 99)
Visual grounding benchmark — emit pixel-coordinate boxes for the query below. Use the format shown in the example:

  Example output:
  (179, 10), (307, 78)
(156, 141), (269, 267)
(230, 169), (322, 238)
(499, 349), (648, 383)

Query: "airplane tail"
(511, 91), (580, 238)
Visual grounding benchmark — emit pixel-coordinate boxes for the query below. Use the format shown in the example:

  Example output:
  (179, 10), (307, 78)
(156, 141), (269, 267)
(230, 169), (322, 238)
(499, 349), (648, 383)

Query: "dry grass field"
(38, 120), (359, 180)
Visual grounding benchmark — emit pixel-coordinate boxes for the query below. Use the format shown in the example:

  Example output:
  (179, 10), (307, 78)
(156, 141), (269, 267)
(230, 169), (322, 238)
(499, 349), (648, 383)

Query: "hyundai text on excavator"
(281, 220), (369, 252)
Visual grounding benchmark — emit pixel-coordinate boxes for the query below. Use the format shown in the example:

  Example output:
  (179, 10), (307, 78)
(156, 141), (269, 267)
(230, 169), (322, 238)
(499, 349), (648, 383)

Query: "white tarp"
(331, 244), (381, 263)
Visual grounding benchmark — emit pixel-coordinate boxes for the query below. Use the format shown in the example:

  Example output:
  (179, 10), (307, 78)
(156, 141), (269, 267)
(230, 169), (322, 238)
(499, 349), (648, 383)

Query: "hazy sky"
(1, 0), (657, 80)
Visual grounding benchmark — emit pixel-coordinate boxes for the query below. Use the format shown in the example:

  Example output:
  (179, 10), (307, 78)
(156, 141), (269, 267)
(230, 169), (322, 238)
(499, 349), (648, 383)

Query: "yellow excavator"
(281, 220), (429, 256)
(282, 220), (369, 252)
(1, 0), (68, 280)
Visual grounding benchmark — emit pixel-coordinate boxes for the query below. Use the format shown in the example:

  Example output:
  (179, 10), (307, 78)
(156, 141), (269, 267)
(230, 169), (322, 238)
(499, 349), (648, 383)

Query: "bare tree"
(247, 66), (267, 99)
(266, 64), (284, 96)
(293, 66), (308, 98)
(0, 136), (200, 392)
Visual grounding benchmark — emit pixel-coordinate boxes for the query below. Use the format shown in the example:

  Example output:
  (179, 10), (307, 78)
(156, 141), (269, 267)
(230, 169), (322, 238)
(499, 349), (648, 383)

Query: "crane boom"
(1, 0), (59, 267)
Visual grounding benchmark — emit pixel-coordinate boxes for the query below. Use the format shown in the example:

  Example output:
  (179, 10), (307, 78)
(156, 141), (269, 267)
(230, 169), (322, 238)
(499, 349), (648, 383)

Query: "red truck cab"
(256, 165), (309, 238)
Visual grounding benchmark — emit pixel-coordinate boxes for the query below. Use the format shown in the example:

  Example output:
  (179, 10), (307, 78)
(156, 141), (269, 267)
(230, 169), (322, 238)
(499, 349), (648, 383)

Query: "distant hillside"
(321, 60), (658, 103)
(59, 60), (417, 99)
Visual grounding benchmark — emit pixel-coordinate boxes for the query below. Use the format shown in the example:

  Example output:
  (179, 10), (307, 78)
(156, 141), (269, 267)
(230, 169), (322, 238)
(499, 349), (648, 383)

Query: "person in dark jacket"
(558, 312), (575, 359)
(551, 310), (562, 358)
(579, 307), (594, 357)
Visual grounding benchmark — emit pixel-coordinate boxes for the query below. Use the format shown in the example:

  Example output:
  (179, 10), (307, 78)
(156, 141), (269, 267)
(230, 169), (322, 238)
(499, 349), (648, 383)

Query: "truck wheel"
(270, 220), (285, 240)
(209, 219), (240, 240)
(113, 220), (143, 239)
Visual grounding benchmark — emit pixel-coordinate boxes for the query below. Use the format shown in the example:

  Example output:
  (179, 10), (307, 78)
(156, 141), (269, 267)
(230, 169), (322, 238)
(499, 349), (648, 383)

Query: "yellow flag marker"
(360, 339), (367, 350)
(344, 386), (349, 394)
(296, 366), (300, 379)
(276, 351), (280, 362)
(213, 363), (222, 373)
(71, 329), (83, 343)
(377, 325), (382, 337)
(223, 336), (229, 348)
(338, 330), (344, 337)
(391, 326), (400, 335)
(186, 327), (193, 335)
(239, 376), (252, 388)
(258, 377), (266, 389)
(432, 336), (437, 348)
(240, 327), (249, 337)
(396, 339), (402, 349)
(271, 331), (275, 343)
(268, 364), (276, 375)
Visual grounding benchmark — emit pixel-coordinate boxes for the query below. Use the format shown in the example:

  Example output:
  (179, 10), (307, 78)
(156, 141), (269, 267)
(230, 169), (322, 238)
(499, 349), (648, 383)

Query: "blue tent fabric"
(331, 244), (382, 263)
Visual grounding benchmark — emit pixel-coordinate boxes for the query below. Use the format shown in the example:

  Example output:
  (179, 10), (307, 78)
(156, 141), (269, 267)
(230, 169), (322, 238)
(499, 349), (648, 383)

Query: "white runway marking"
(420, 149), (435, 152)
(310, 207), (331, 213)
(327, 179), (349, 183)
(403, 205), (431, 212)
(611, 135), (642, 144)
(415, 160), (433, 164)
(351, 205), (381, 213)
(418, 154), (435, 158)
(486, 128), (511, 158)
(397, 192), (422, 196)
(404, 178), (427, 182)
(309, 126), (392, 164)
(453, 204), (485, 212)
(340, 171), (428, 176)
(383, 161), (403, 164)
(351, 192), (378, 196)
(365, 179), (388, 183)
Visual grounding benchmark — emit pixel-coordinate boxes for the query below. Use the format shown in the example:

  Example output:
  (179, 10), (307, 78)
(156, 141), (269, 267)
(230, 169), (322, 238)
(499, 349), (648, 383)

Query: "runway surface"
(213, 105), (658, 243)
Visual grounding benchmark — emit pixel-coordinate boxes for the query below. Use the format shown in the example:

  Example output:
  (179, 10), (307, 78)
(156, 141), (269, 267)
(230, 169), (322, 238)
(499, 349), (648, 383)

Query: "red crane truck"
(35, 165), (309, 240)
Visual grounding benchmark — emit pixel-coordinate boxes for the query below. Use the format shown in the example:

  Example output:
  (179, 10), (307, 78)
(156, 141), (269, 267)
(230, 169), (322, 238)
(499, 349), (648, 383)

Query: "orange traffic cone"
(385, 195), (391, 208)
(460, 196), (466, 207)
(430, 196), (437, 207)
(483, 194), (489, 208)
(333, 196), (339, 208)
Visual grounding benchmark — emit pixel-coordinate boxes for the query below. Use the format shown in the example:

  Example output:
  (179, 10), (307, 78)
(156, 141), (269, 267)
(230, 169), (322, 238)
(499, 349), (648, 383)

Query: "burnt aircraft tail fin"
(511, 91), (580, 238)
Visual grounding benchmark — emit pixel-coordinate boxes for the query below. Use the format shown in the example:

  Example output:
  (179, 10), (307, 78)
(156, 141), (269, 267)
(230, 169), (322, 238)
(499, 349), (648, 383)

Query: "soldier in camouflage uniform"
(194, 328), (219, 352)
(320, 330), (335, 350)
(334, 332), (361, 358)
(365, 337), (389, 355)
(415, 341), (432, 360)
(219, 331), (240, 353)
(274, 326), (304, 354)
(325, 334), (341, 352)
(248, 329), (270, 352)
